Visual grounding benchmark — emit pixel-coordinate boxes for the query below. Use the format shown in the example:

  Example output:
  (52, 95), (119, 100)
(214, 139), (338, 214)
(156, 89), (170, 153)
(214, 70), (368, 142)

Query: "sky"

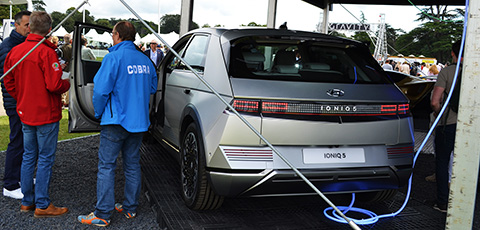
(39, 0), (464, 34)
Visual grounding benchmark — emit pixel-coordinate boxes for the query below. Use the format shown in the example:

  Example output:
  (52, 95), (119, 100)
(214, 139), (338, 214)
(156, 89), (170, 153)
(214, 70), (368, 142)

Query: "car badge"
(326, 88), (345, 97)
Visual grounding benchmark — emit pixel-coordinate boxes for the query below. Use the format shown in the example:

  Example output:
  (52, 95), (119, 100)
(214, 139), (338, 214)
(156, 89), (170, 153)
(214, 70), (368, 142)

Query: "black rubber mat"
(140, 138), (447, 230)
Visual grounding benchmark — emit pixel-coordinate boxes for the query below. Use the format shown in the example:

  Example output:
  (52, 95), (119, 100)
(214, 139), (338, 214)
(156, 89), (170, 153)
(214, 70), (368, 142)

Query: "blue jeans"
(3, 108), (24, 191)
(435, 124), (456, 206)
(21, 122), (59, 209)
(94, 125), (144, 220)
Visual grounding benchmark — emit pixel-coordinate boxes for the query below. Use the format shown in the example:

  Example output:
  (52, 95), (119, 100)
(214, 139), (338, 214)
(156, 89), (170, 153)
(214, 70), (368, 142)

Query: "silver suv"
(69, 25), (414, 210)
(150, 28), (413, 210)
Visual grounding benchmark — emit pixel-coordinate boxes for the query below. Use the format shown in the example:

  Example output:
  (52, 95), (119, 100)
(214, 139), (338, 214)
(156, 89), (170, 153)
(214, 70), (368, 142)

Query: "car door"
(68, 23), (112, 132)
(163, 34), (208, 146)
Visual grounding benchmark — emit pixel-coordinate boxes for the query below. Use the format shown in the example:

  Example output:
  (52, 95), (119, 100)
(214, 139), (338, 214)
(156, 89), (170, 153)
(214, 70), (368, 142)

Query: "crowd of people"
(381, 43), (463, 214)
(1, 11), (157, 227)
(381, 58), (445, 78)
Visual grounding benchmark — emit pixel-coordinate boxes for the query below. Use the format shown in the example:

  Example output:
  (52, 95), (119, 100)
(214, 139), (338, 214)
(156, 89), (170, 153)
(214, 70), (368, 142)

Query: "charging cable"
(323, 0), (468, 225)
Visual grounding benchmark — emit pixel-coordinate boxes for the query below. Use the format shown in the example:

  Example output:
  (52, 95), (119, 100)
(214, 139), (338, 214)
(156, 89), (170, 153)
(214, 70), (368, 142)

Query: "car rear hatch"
(225, 31), (410, 146)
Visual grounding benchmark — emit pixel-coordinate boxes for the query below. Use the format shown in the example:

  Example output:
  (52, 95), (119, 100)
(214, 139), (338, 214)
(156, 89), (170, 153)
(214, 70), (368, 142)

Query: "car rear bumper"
(208, 165), (412, 197)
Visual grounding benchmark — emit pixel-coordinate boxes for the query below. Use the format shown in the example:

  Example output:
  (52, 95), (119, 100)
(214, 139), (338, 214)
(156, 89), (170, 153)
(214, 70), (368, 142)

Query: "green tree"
(32, 0), (46, 11)
(240, 22), (266, 27)
(385, 24), (405, 55)
(329, 31), (347, 38)
(51, 7), (95, 33)
(350, 11), (374, 52)
(95, 19), (112, 29)
(128, 18), (157, 37)
(396, 6), (464, 63)
(0, 5), (26, 23)
(160, 14), (198, 34)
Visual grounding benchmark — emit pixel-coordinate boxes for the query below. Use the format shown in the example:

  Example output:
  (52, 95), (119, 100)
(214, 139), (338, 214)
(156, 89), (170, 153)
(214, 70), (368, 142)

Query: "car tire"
(180, 122), (224, 210)
(356, 189), (398, 203)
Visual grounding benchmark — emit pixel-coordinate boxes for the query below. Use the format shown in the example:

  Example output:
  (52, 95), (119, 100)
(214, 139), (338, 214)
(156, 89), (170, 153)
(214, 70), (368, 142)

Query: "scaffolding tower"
(373, 13), (388, 62)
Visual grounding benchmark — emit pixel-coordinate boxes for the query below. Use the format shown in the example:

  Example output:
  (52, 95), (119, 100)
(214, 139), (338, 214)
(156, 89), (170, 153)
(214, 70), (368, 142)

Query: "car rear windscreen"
(229, 36), (389, 84)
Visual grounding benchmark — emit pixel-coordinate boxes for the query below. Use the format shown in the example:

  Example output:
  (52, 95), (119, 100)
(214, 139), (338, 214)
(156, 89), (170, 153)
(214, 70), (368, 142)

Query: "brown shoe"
(20, 204), (36, 212)
(34, 203), (68, 218)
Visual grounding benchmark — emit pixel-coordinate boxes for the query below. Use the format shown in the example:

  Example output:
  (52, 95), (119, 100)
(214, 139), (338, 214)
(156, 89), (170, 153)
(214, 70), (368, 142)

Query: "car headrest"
(303, 63), (330, 70)
(242, 52), (265, 64)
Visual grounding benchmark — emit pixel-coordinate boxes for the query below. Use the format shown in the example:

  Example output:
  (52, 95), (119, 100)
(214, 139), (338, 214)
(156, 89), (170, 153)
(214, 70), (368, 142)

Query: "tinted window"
(229, 36), (389, 84)
(170, 35), (209, 73)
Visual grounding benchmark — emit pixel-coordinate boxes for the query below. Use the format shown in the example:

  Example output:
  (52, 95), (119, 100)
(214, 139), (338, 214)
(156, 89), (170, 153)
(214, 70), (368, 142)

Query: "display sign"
(328, 23), (370, 32)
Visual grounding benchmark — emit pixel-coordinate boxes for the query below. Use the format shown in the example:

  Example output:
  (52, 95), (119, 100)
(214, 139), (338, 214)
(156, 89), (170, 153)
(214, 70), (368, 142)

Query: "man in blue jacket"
(78, 21), (157, 227)
(1, 10), (31, 200)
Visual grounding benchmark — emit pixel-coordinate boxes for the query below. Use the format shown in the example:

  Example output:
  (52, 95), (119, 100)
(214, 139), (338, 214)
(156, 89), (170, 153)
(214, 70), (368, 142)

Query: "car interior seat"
(272, 50), (298, 74)
(242, 51), (265, 71)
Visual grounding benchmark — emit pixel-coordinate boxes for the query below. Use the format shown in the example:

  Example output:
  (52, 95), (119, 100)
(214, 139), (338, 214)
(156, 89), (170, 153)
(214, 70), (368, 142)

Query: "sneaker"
(115, 203), (136, 219)
(78, 212), (110, 227)
(433, 203), (447, 213)
(34, 203), (69, 218)
(3, 188), (23, 199)
(425, 173), (436, 182)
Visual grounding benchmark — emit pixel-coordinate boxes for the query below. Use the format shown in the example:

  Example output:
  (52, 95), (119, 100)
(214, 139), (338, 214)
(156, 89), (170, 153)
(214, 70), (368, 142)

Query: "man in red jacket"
(3, 11), (70, 217)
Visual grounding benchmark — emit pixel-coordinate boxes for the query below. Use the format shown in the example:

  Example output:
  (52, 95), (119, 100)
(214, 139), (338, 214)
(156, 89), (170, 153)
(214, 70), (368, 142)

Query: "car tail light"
(232, 99), (410, 116)
(233, 100), (259, 113)
(397, 104), (409, 114)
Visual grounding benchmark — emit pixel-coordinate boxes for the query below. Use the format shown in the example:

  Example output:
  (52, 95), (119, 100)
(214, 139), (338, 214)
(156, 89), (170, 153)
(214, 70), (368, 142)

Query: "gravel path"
(0, 134), (158, 229)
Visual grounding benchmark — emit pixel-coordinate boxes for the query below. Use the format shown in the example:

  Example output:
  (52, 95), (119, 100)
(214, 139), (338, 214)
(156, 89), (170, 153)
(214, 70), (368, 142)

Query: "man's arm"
(44, 51), (70, 95)
(431, 86), (445, 117)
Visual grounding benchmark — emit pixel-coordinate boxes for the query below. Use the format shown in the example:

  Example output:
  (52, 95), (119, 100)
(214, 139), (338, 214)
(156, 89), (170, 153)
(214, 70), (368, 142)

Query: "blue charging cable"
(324, 0), (469, 225)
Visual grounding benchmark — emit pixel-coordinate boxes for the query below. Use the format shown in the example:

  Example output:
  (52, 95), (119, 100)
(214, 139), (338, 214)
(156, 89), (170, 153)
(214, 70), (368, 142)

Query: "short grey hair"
(29, 11), (52, 36)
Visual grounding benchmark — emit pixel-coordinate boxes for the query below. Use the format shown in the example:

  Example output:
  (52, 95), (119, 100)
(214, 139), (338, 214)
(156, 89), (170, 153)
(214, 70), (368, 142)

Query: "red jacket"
(4, 33), (70, 126)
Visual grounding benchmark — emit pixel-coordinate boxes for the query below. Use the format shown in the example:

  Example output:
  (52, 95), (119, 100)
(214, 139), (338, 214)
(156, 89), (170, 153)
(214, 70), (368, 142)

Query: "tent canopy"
(140, 32), (179, 47)
(0, 0), (28, 5)
(52, 26), (69, 37)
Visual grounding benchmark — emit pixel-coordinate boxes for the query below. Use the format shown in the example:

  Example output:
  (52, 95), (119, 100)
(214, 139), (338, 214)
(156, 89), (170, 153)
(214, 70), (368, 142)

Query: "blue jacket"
(93, 41), (157, 133)
(1, 30), (27, 110)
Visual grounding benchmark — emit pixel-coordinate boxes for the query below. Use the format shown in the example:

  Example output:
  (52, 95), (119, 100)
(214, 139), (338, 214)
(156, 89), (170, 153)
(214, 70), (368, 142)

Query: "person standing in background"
(143, 39), (164, 68)
(430, 40), (463, 213)
(0, 10), (31, 200)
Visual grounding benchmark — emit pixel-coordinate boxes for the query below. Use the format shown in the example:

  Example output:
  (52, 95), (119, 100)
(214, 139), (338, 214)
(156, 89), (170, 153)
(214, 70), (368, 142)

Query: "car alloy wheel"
(180, 123), (224, 210)
(181, 131), (199, 200)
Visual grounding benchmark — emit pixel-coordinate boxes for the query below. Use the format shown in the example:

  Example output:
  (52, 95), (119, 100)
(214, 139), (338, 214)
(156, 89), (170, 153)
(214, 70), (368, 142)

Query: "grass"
(0, 109), (98, 151)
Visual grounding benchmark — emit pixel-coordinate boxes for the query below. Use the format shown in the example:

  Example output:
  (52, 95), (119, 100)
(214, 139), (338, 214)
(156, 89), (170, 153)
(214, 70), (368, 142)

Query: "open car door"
(68, 22), (112, 132)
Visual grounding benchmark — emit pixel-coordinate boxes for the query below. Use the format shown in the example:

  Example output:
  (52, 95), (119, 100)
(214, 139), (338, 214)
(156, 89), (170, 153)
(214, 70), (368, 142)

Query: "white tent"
(52, 26), (69, 37)
(134, 33), (142, 45)
(84, 28), (100, 41)
(97, 32), (112, 44)
(161, 32), (180, 47)
(141, 32), (179, 47)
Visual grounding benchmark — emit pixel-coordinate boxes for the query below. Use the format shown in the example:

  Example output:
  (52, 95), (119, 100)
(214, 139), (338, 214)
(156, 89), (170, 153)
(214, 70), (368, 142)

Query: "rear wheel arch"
(179, 106), (224, 210)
